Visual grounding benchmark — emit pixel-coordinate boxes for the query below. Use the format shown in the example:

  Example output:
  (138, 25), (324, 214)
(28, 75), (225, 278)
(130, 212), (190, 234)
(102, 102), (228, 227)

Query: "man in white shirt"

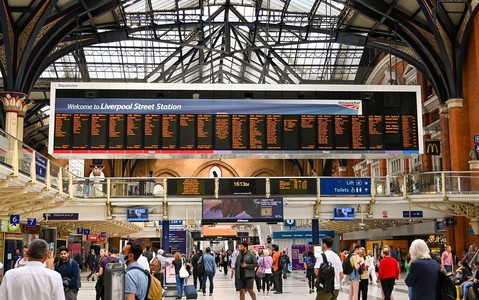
(0, 239), (65, 300)
(314, 236), (343, 300)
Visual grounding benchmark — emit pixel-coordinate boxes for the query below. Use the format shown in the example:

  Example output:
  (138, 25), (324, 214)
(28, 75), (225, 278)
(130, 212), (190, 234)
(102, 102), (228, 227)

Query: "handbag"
(256, 261), (265, 278)
(179, 264), (190, 278)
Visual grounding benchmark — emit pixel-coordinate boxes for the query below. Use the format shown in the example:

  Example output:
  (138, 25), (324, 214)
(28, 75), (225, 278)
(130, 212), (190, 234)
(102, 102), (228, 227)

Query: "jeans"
(175, 274), (185, 297)
(273, 270), (283, 293)
(461, 281), (473, 299)
(202, 271), (214, 294)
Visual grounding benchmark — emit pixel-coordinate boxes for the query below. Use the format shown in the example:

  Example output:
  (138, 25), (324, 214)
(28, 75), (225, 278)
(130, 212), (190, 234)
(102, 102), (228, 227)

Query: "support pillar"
(0, 92), (28, 139)
(162, 220), (170, 254)
(312, 219), (319, 245)
(439, 104), (451, 171)
(446, 98), (469, 171)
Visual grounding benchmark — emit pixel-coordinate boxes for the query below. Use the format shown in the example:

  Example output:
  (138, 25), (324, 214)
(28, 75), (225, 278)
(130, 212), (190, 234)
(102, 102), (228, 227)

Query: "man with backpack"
(314, 237), (343, 300)
(55, 247), (80, 300)
(280, 250), (290, 279)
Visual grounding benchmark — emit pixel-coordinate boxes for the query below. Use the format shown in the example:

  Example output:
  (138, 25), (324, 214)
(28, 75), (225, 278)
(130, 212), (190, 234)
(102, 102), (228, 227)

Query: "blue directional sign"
(159, 220), (183, 226)
(10, 214), (20, 225)
(403, 211), (423, 218)
(27, 218), (37, 227)
(83, 229), (90, 235)
(100, 232), (107, 238)
(77, 228), (83, 234)
(320, 178), (371, 196)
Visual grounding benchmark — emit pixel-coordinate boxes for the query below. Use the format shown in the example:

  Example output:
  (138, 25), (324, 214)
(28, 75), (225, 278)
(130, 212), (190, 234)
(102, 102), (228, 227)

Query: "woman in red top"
(377, 247), (400, 300)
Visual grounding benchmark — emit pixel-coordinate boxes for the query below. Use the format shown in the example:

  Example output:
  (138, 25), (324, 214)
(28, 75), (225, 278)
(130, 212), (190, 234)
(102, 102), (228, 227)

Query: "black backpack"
(315, 253), (335, 293)
(342, 253), (354, 275)
(436, 269), (456, 300)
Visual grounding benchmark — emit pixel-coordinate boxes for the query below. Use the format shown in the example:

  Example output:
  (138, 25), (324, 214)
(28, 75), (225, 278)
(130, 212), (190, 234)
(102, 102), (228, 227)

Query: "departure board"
(90, 114), (108, 150)
(197, 114), (214, 149)
(144, 114), (160, 149)
(109, 114), (125, 149)
(126, 114), (143, 149)
(49, 84), (422, 158)
(72, 114), (90, 149)
(179, 114), (195, 149)
(215, 115), (230, 150)
(283, 115), (300, 150)
(162, 115), (178, 149)
(270, 178), (317, 195)
(219, 178), (267, 195)
(54, 114), (72, 149)
(232, 114), (248, 150)
(301, 115), (316, 150)
(167, 178), (215, 195)
(266, 115), (282, 150)
(249, 115), (265, 149)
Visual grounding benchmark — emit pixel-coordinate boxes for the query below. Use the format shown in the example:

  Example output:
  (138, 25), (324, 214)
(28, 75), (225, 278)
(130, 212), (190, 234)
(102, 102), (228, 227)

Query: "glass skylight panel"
(287, 0), (314, 13)
(178, 0), (201, 9)
(261, 0), (286, 11)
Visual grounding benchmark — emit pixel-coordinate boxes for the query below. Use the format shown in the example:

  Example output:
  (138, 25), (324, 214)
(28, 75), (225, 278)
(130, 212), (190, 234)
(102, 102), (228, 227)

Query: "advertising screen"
(126, 208), (149, 222)
(202, 197), (283, 224)
(333, 207), (355, 220)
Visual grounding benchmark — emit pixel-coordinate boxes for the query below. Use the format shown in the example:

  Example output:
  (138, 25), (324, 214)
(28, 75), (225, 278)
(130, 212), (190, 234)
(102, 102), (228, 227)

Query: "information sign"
(320, 178), (371, 196)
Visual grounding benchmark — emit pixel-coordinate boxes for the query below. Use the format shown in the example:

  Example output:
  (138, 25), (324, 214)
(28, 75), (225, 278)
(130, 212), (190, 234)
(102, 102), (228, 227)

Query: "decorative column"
(312, 219), (319, 245)
(0, 92), (28, 139)
(16, 98), (34, 142)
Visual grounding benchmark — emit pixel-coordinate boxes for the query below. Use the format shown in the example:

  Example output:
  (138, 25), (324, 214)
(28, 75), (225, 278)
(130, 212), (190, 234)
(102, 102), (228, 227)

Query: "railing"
(2, 129), (479, 202)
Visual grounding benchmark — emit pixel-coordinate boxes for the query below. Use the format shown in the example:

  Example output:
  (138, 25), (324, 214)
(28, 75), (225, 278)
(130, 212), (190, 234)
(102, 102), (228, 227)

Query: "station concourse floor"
(78, 269), (411, 300)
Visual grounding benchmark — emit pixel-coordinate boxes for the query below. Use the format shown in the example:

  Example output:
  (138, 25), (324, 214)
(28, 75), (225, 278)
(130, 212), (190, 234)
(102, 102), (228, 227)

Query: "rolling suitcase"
(184, 284), (198, 299)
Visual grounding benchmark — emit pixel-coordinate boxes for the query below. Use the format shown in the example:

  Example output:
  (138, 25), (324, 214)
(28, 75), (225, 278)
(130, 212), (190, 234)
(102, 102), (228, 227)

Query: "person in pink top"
(257, 249), (274, 295)
(441, 245), (454, 273)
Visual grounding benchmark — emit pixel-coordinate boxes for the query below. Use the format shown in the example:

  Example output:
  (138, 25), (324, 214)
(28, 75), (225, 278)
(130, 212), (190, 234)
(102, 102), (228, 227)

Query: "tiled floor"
(78, 270), (411, 299)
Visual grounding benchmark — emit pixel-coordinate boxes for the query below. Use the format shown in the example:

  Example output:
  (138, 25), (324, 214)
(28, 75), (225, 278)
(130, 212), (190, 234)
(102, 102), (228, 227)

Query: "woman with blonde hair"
(367, 250), (377, 285)
(259, 249), (273, 295)
(405, 239), (440, 300)
(171, 251), (185, 299)
(377, 246), (399, 300)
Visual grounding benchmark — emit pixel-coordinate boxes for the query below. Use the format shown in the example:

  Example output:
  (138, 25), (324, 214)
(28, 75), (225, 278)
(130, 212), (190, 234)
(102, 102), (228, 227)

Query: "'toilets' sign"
(320, 178), (371, 196)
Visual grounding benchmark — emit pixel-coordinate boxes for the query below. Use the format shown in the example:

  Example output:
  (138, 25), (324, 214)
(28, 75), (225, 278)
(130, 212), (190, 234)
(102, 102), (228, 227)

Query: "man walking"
(235, 242), (258, 300)
(0, 239), (64, 300)
(200, 247), (216, 296)
(123, 242), (149, 300)
(191, 249), (203, 291)
(55, 247), (80, 300)
(86, 248), (97, 281)
(314, 237), (343, 300)
(272, 244), (283, 294)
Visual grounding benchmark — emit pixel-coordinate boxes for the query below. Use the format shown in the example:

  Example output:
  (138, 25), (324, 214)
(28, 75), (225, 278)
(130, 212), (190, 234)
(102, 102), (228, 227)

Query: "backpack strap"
(129, 266), (151, 300)
(321, 252), (328, 264)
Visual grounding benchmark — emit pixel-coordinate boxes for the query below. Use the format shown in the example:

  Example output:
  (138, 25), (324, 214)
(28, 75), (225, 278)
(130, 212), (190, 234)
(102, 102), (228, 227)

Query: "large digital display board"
(49, 83), (423, 158)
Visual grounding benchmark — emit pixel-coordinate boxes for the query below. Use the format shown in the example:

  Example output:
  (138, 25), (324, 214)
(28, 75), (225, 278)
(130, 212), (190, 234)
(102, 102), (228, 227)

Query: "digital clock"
(218, 178), (266, 195)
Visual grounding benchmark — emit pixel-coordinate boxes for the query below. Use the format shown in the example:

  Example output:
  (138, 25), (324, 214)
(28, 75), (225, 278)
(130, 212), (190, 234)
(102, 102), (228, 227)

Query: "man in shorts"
(235, 242), (258, 300)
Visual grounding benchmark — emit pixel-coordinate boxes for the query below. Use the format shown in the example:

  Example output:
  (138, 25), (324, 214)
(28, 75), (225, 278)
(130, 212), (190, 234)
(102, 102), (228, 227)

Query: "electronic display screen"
(333, 207), (355, 220)
(269, 178), (317, 195)
(202, 197), (284, 224)
(218, 178), (266, 196)
(166, 178), (215, 195)
(49, 84), (422, 158)
(127, 208), (149, 222)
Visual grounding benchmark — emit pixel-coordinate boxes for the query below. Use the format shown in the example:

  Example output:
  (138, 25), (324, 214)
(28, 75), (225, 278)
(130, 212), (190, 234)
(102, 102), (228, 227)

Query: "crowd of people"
(5, 237), (479, 300)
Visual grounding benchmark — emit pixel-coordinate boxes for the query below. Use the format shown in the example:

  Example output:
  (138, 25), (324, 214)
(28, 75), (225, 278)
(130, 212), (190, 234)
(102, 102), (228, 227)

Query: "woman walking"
(377, 247), (400, 300)
(258, 249), (273, 295)
(367, 250), (377, 285)
(303, 250), (316, 293)
(172, 251), (185, 299)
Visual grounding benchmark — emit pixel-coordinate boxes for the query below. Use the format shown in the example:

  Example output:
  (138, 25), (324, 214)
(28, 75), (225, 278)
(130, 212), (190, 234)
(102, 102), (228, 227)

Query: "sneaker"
(203, 293), (206, 296)
(209, 293), (213, 296)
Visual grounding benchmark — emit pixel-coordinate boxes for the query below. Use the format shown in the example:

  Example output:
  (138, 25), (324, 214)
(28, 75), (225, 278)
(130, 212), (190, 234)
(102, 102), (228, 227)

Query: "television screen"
(333, 207), (354, 220)
(202, 197), (284, 224)
(127, 208), (149, 222)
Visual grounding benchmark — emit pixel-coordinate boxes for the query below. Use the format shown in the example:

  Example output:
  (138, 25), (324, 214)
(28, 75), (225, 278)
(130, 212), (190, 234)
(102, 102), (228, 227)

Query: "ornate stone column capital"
(0, 91), (28, 112)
